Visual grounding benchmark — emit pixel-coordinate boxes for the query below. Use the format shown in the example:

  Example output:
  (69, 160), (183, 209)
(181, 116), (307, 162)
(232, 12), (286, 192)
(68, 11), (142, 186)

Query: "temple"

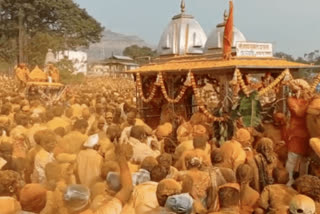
(128, 0), (319, 128)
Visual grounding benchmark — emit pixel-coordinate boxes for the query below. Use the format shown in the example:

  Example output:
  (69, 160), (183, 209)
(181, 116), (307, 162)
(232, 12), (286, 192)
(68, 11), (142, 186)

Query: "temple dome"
(45, 49), (57, 65)
(157, 0), (207, 56)
(205, 11), (246, 53)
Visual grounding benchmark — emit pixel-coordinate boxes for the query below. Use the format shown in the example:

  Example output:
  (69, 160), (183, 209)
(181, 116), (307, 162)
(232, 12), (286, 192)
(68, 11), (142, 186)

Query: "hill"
(86, 30), (154, 62)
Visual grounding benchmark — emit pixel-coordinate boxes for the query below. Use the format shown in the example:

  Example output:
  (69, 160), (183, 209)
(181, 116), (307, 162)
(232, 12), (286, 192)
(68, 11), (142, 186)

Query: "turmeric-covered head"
(234, 128), (251, 146)
(141, 156), (158, 172)
(156, 179), (182, 207)
(0, 170), (22, 197)
(236, 164), (253, 184)
(20, 183), (47, 213)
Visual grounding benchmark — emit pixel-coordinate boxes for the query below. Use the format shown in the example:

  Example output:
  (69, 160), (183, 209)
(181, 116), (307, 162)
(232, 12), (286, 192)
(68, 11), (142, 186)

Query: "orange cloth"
(223, 1), (234, 59)
(0, 197), (21, 214)
(287, 97), (310, 155)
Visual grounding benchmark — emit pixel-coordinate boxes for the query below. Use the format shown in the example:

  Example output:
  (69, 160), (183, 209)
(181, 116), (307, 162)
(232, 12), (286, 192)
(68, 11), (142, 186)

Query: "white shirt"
(32, 148), (55, 184)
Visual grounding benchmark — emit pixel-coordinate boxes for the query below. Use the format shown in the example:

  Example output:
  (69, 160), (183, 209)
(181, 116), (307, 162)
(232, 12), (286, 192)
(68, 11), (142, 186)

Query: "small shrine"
(128, 0), (320, 129)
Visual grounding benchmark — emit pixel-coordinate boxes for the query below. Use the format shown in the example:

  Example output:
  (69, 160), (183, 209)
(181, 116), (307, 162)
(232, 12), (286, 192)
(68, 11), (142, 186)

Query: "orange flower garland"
(158, 72), (188, 104)
(235, 69), (250, 97)
(189, 72), (226, 122)
(136, 73), (157, 103)
(258, 68), (291, 97)
(310, 73), (320, 93)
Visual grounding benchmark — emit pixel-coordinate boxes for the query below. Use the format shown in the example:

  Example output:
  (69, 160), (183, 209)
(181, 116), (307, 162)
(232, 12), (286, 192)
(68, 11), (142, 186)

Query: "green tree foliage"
(25, 32), (65, 67)
(231, 91), (262, 128)
(274, 52), (295, 62)
(54, 58), (85, 84)
(123, 45), (156, 64)
(303, 50), (320, 65)
(0, 0), (104, 64)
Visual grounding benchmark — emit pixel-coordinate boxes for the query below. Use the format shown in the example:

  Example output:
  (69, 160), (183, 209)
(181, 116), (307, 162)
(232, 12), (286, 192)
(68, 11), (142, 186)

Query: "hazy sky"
(74, 0), (320, 57)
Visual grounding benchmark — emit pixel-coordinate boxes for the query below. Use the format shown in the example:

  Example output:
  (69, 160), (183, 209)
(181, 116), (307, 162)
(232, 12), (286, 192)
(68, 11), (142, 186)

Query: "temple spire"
(181, 0), (185, 13)
(224, 10), (228, 22)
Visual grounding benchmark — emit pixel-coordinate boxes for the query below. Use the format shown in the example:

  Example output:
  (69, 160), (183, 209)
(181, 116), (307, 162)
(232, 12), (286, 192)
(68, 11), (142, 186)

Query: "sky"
(74, 0), (320, 58)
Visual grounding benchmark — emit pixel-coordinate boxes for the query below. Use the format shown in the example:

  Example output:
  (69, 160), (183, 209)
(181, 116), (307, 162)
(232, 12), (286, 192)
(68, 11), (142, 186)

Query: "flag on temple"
(223, 1), (234, 60)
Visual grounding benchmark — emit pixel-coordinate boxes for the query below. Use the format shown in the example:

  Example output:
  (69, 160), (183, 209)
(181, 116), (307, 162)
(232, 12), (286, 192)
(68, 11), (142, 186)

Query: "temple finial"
(224, 10), (228, 22)
(181, 0), (185, 13)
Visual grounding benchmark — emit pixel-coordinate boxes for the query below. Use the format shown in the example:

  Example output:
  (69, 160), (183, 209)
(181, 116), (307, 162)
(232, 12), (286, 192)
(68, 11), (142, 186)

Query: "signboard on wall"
(236, 42), (273, 57)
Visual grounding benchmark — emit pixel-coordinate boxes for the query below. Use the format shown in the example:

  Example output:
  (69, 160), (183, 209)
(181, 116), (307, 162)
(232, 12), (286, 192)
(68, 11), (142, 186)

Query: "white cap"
(289, 194), (316, 214)
(83, 134), (99, 148)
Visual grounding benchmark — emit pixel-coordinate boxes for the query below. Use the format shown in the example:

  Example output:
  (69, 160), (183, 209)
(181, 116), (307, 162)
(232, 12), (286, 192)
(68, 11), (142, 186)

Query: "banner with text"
(236, 42), (273, 57)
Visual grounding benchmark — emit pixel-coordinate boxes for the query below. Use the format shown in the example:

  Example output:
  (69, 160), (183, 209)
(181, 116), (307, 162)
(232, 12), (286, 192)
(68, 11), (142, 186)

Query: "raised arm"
(114, 145), (133, 205)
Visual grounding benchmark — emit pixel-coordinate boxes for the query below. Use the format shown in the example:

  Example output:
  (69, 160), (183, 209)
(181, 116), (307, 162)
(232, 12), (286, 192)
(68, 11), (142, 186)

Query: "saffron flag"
(223, 1), (234, 60)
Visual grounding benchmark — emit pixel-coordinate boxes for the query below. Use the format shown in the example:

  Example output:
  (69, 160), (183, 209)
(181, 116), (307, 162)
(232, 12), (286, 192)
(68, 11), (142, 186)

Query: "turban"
(20, 184), (47, 213)
(64, 184), (90, 212)
(83, 134), (99, 148)
(165, 193), (194, 214)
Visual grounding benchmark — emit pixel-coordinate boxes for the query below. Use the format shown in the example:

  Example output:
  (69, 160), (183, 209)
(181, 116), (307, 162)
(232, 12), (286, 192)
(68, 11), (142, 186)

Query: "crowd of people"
(0, 74), (319, 214)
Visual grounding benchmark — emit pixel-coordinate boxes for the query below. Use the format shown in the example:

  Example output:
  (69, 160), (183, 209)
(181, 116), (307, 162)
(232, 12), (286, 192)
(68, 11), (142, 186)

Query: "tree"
(274, 52), (295, 62)
(123, 45), (156, 64)
(54, 57), (85, 84)
(0, 0), (104, 65)
(24, 32), (65, 67)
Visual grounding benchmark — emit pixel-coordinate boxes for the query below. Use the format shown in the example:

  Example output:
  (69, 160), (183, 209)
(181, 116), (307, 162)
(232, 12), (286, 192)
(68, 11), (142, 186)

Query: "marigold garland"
(258, 68), (291, 96)
(310, 73), (320, 93)
(189, 72), (226, 122)
(158, 72), (188, 104)
(136, 68), (309, 121)
(136, 73), (157, 103)
(235, 69), (250, 97)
